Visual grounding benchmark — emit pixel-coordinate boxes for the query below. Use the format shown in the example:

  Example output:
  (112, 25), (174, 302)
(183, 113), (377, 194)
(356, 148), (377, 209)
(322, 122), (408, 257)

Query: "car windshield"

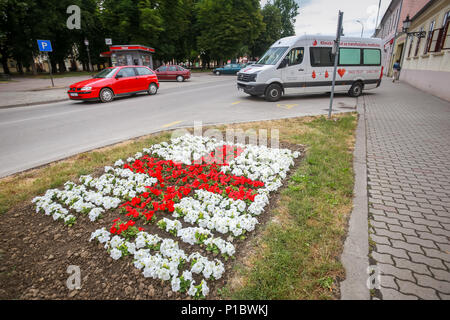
(93, 68), (118, 78)
(257, 47), (289, 65)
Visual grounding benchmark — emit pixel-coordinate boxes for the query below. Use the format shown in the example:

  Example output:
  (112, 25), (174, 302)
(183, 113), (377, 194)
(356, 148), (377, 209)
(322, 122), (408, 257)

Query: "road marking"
(276, 103), (298, 110)
(231, 101), (241, 105)
(161, 120), (183, 128)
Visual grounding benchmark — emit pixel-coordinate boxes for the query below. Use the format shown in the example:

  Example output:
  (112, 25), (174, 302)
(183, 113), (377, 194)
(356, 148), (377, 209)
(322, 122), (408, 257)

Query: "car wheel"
(176, 75), (184, 82)
(99, 88), (114, 103)
(148, 83), (158, 95)
(215, 71), (221, 76)
(349, 81), (363, 97)
(264, 83), (282, 102)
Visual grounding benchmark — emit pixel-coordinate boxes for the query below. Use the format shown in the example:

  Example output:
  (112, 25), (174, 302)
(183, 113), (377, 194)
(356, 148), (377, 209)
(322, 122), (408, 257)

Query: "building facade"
(374, 0), (428, 76)
(400, 0), (450, 101)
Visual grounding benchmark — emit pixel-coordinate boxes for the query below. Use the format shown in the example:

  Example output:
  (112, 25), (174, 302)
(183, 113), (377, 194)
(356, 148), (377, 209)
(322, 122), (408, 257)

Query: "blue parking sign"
(37, 40), (52, 52)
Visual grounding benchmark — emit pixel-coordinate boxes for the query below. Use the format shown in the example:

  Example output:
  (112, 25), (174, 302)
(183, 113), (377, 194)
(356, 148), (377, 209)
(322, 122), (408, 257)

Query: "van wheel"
(349, 81), (363, 97)
(264, 83), (282, 102)
(99, 88), (114, 103)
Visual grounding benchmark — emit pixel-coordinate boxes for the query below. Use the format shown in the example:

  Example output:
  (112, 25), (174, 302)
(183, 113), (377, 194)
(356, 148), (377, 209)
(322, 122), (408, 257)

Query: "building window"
(424, 20), (435, 54)
(443, 10), (450, 27)
(407, 36), (414, 57)
(414, 27), (424, 56)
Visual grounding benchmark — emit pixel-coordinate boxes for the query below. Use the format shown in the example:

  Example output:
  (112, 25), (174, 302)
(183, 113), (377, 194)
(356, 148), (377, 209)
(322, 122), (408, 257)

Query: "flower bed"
(32, 134), (300, 298)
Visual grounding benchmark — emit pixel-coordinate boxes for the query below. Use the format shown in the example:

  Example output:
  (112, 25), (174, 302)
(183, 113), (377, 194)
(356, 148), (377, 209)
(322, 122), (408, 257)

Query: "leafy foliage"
(0, 0), (300, 73)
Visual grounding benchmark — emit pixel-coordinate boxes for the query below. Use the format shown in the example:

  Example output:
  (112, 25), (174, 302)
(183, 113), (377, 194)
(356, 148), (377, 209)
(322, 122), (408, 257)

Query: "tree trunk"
(58, 60), (66, 73)
(1, 52), (10, 74)
(30, 55), (37, 75)
(17, 61), (24, 74)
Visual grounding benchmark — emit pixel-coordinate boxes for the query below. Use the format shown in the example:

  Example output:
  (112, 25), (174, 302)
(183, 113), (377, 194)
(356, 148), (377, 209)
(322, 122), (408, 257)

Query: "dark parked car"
(155, 65), (191, 81)
(213, 64), (244, 75)
(67, 66), (159, 103)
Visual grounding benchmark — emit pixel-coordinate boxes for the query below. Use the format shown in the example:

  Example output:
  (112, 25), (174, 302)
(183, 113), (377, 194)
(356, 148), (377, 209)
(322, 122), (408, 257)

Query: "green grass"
(222, 114), (357, 299)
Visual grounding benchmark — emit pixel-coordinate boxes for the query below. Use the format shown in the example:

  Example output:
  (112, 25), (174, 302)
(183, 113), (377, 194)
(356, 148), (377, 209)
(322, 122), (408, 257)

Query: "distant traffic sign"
(37, 40), (52, 52)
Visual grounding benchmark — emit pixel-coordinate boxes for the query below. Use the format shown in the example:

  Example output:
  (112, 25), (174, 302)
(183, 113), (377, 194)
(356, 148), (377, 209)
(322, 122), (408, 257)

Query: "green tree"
(273, 0), (299, 37)
(196, 0), (263, 63)
(250, 3), (282, 59)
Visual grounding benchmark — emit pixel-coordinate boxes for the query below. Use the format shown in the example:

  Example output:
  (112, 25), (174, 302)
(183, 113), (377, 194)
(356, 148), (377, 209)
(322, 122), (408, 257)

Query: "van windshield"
(257, 47), (288, 65)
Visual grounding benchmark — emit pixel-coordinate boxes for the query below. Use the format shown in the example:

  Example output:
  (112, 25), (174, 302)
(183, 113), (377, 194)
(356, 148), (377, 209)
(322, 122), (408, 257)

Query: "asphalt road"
(0, 73), (358, 178)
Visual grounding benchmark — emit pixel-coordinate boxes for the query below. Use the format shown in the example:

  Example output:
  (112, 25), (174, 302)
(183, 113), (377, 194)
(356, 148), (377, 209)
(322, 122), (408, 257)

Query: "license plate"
(70, 93), (78, 97)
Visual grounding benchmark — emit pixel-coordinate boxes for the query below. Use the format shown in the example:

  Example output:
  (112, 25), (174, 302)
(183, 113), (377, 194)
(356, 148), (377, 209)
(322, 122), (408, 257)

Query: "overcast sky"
(261, 0), (391, 38)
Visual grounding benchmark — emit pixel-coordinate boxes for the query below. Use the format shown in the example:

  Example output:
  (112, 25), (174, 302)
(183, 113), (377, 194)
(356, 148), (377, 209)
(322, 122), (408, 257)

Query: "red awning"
(100, 51), (112, 57)
(109, 45), (155, 53)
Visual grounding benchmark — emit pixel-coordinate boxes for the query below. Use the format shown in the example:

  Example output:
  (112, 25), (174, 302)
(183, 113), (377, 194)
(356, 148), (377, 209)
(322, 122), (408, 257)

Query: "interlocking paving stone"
(379, 287), (418, 300)
(380, 274), (398, 290)
(393, 257), (432, 276)
(371, 251), (394, 265)
(396, 280), (440, 300)
(409, 252), (447, 270)
(376, 244), (409, 260)
(364, 81), (450, 300)
(415, 274), (450, 294)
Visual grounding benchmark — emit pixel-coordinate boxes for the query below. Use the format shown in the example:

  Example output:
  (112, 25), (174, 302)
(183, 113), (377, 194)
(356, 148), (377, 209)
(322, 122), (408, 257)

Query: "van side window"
(339, 48), (361, 65)
(286, 47), (304, 66)
(310, 47), (334, 67)
(363, 49), (381, 65)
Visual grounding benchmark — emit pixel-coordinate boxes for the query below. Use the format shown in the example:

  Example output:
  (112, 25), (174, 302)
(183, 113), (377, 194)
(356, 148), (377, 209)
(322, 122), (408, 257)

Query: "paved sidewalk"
(363, 80), (450, 299)
(0, 76), (83, 108)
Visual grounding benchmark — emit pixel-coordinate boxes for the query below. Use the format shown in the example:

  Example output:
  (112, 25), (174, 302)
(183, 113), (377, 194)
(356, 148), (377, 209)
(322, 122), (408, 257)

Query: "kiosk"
(101, 45), (155, 69)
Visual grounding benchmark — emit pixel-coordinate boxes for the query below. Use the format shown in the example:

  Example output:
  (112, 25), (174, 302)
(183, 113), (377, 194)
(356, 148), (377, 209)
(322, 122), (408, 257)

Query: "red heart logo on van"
(337, 68), (346, 77)
(325, 70), (329, 78)
(312, 71), (316, 79)
(313, 40), (318, 46)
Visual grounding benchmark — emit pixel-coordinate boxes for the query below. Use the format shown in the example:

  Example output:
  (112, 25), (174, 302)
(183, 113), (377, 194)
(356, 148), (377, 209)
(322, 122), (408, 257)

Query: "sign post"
(37, 40), (54, 87)
(328, 11), (344, 119)
(84, 39), (92, 72)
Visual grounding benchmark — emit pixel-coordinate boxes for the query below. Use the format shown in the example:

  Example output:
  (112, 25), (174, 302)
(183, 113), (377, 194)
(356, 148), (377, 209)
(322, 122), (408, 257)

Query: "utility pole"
(329, 11), (344, 119)
(375, 0), (382, 31)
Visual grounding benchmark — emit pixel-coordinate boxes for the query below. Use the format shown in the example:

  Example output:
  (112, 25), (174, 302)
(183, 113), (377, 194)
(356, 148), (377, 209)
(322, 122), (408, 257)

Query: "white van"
(237, 35), (383, 102)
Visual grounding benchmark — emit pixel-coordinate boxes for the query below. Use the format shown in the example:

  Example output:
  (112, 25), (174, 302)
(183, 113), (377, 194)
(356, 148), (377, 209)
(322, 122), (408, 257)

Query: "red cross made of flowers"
(110, 145), (265, 235)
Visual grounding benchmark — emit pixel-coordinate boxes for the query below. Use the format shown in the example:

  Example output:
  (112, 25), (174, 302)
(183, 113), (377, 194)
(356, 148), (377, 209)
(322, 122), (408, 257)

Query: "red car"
(67, 66), (159, 103)
(155, 65), (191, 82)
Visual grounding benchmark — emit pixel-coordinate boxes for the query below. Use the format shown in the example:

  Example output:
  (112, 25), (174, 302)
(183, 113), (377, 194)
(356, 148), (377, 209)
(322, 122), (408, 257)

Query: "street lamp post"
(356, 20), (364, 37)
(84, 38), (92, 72)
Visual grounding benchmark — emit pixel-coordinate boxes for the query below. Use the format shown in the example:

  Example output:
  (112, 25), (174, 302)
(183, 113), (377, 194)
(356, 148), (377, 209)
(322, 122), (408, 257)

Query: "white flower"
(110, 248), (122, 260)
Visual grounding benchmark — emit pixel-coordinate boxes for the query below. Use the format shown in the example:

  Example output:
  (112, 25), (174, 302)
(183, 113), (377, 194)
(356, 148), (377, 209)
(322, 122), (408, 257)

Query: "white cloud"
(261, 0), (390, 38)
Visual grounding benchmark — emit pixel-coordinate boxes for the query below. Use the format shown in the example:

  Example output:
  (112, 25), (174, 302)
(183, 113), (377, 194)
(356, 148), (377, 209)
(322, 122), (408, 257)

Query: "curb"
(339, 95), (370, 300)
(0, 98), (68, 110)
